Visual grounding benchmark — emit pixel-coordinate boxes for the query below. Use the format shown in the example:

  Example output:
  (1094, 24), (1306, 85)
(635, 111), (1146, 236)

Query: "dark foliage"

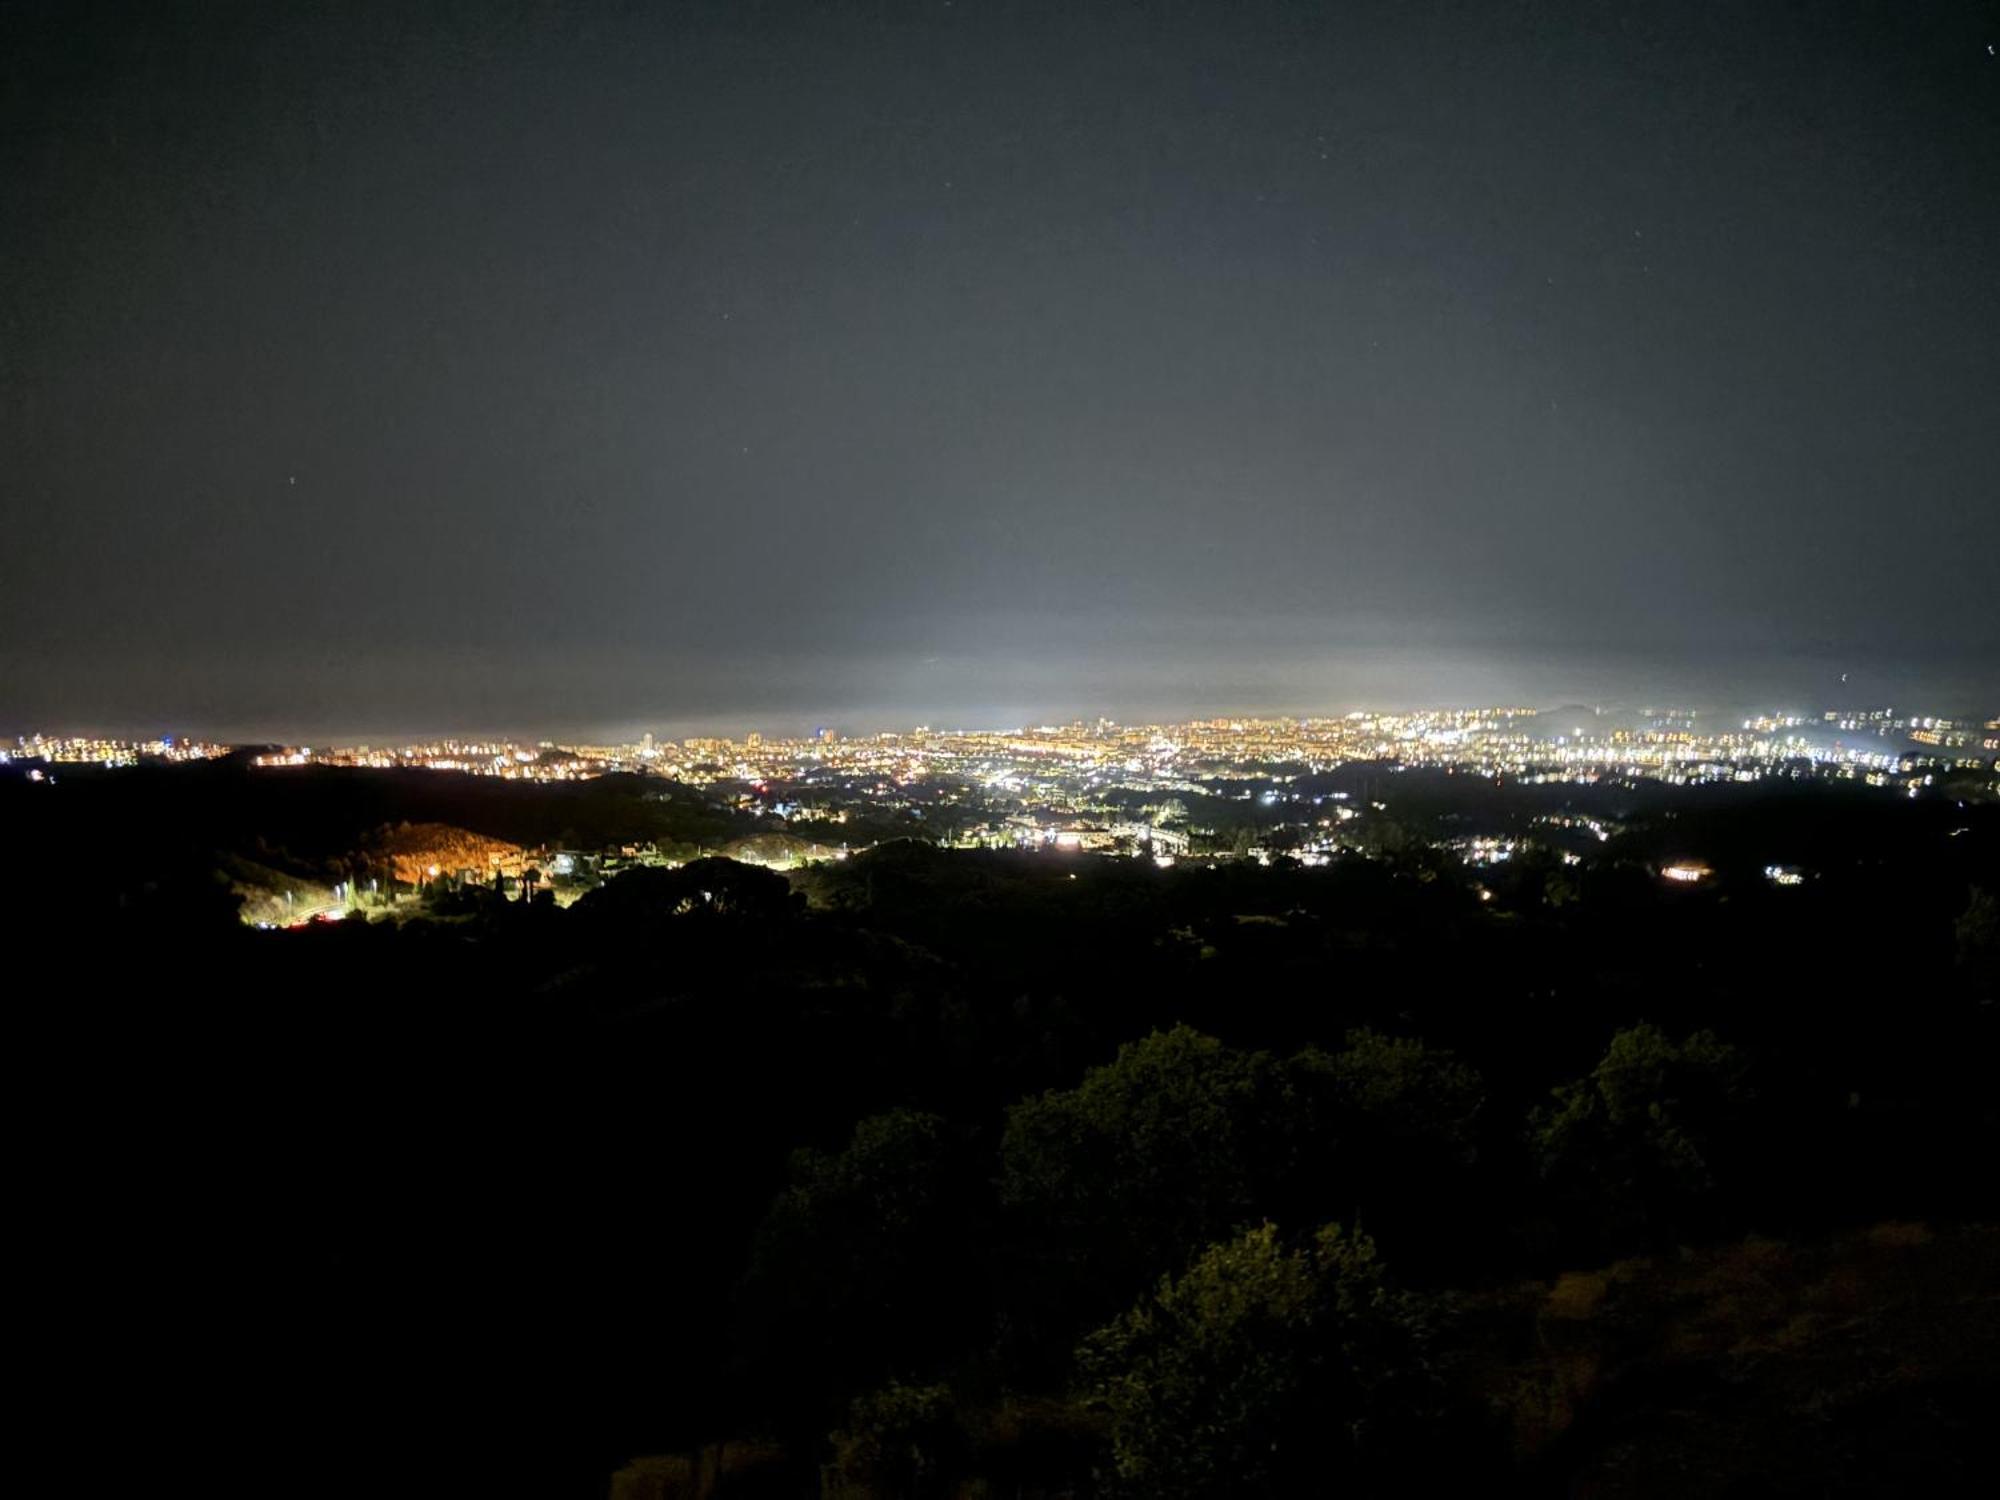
(7, 764), (1996, 1497)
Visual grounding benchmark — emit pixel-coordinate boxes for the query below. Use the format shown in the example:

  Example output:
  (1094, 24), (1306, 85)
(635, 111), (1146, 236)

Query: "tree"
(1283, 1031), (1488, 1274)
(1531, 1022), (1754, 1247)
(826, 1381), (965, 1500)
(1956, 886), (2000, 997)
(999, 1027), (1301, 1342)
(739, 1111), (971, 1412)
(1300, 1029), (1485, 1165)
(1079, 1222), (1434, 1498)
(573, 857), (801, 928)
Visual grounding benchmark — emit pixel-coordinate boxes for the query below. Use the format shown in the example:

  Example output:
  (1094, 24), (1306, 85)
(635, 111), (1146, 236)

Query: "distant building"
(1112, 821), (1189, 856)
(549, 850), (603, 882)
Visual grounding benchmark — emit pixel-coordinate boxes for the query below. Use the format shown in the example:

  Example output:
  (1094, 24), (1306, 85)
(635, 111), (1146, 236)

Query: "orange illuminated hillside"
(374, 821), (529, 884)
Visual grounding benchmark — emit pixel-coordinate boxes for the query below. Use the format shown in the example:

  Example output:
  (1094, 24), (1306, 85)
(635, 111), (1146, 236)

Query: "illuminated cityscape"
(237, 702), (1996, 800)
(13, 704), (1993, 802)
(0, 734), (232, 769)
(9, 702), (1992, 908)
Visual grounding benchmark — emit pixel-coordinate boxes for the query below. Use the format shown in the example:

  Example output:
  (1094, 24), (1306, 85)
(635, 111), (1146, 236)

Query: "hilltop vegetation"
(7, 764), (1996, 1498)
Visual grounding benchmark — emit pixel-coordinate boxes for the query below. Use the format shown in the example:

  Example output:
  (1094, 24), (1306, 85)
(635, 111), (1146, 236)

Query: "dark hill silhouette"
(7, 763), (1995, 1498)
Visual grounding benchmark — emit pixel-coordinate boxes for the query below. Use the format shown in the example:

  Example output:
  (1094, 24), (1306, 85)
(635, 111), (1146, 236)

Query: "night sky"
(4, 1), (1995, 738)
